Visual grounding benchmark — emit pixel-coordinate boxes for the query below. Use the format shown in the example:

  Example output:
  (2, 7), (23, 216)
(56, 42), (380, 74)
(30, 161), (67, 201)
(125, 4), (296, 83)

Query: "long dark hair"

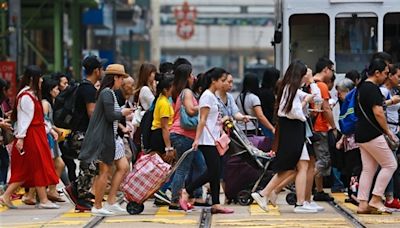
(172, 64), (192, 102)
(41, 78), (59, 107)
(155, 73), (174, 99)
(97, 74), (116, 98)
(276, 60), (307, 114)
(11, 65), (43, 122)
(241, 73), (260, 96)
(262, 67), (280, 89)
(358, 58), (387, 86)
(202, 67), (227, 94)
(133, 63), (157, 97)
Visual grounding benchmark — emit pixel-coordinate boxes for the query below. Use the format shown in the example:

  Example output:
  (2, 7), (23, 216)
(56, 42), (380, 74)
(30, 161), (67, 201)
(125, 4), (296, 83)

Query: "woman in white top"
(179, 67), (234, 214)
(132, 63), (157, 149)
(133, 63), (157, 111)
(236, 74), (275, 134)
(251, 61), (319, 213)
(0, 66), (60, 209)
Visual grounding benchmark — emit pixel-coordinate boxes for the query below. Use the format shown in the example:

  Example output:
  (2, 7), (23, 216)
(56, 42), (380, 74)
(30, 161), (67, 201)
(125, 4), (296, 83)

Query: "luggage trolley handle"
(165, 148), (194, 180)
(240, 117), (259, 135)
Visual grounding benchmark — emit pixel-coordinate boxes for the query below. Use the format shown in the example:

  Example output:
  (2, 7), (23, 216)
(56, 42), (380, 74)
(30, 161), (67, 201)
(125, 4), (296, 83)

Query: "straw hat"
(104, 64), (130, 78)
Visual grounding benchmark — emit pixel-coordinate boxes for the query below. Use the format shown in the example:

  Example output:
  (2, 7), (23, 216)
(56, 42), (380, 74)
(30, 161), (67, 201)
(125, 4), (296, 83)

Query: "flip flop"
(0, 196), (18, 209)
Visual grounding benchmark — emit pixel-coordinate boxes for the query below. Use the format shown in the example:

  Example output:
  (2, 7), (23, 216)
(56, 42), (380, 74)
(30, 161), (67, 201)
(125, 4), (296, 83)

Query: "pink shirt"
(170, 90), (198, 139)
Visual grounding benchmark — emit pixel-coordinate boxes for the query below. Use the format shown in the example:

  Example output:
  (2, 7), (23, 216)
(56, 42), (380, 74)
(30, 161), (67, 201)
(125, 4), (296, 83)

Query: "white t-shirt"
(380, 86), (400, 133)
(236, 93), (261, 130)
(198, 89), (220, 146)
(138, 86), (155, 111)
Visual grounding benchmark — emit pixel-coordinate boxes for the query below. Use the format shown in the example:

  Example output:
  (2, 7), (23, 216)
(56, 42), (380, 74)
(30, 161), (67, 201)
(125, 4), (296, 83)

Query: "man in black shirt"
(63, 56), (104, 211)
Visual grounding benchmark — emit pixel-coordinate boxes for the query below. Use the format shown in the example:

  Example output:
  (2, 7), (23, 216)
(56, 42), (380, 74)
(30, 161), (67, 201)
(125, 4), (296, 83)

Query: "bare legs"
(107, 157), (129, 205)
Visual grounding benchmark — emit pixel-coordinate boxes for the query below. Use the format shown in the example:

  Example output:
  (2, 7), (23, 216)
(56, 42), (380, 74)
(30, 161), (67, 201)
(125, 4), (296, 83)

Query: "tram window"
(384, 13), (400, 63)
(335, 14), (377, 73)
(289, 14), (329, 71)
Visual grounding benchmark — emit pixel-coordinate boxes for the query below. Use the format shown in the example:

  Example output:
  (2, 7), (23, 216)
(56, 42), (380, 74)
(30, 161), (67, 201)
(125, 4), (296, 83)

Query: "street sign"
(0, 61), (16, 104)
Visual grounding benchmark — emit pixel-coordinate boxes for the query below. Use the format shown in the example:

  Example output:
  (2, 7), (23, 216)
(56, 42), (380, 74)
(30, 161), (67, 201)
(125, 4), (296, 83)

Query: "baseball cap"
(82, 55), (107, 72)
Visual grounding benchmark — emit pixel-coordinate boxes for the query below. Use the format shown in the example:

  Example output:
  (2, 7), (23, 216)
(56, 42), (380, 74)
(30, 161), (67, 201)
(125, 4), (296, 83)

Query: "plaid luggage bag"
(121, 153), (170, 204)
(122, 149), (193, 215)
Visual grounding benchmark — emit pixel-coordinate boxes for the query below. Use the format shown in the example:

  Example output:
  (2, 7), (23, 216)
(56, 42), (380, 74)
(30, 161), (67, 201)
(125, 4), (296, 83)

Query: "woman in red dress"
(0, 65), (60, 209)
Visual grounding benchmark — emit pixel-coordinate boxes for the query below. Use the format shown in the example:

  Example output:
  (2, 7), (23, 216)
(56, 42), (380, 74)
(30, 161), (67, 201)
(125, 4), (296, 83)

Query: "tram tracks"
(328, 200), (366, 228)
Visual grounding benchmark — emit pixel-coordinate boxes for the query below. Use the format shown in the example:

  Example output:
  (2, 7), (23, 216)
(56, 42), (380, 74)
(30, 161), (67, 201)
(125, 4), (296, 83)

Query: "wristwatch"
(165, 147), (174, 152)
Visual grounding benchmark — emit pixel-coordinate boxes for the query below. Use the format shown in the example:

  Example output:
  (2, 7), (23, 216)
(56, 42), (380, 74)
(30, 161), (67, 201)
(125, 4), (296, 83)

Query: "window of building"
(384, 13), (400, 63)
(335, 13), (377, 73)
(289, 14), (329, 71)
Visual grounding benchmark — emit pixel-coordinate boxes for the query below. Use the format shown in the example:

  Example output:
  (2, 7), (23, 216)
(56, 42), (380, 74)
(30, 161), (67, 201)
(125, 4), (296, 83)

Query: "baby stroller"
(223, 119), (274, 206)
(121, 149), (193, 215)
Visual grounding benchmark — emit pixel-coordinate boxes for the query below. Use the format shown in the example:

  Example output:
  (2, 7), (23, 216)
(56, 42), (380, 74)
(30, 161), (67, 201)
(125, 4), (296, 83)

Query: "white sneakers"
(294, 201), (324, 213)
(306, 201), (324, 212)
(91, 207), (115, 216)
(104, 202), (127, 214)
(251, 192), (268, 211)
(91, 203), (126, 216)
(38, 202), (60, 209)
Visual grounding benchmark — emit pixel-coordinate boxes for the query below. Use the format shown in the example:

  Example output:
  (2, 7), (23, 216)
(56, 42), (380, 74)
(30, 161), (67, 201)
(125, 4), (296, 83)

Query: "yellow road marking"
(104, 218), (197, 225)
(0, 199), (23, 212)
(249, 204), (280, 216)
(60, 208), (91, 218)
(155, 205), (186, 217)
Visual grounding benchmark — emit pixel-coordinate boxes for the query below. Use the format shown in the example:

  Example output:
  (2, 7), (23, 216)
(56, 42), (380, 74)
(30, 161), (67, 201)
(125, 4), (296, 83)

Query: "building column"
(54, 0), (63, 71)
(150, 0), (160, 65)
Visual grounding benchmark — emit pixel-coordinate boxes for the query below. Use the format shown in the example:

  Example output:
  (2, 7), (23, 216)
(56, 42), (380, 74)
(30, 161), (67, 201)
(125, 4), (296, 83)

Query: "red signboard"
(174, 1), (197, 40)
(0, 61), (17, 105)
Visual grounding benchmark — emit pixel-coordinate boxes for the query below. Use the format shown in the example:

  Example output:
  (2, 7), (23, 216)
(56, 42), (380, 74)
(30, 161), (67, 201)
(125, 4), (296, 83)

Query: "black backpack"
(140, 102), (155, 151)
(53, 81), (89, 129)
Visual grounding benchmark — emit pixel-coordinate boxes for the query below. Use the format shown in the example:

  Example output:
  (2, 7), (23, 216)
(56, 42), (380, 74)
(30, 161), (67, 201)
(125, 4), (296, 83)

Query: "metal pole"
(129, 29), (133, 74)
(112, 0), (116, 63)
(54, 0), (63, 71)
(71, 0), (81, 80)
(0, 1), (6, 56)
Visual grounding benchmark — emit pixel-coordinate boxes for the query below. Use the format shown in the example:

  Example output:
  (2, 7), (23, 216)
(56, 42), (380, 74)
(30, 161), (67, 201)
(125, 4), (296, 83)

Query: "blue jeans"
(170, 133), (206, 203)
(331, 167), (344, 190)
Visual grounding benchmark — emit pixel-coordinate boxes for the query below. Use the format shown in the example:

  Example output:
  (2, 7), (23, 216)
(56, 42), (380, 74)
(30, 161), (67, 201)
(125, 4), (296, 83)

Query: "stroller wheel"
(126, 201), (144, 215)
(237, 190), (254, 206)
(286, 192), (297, 205)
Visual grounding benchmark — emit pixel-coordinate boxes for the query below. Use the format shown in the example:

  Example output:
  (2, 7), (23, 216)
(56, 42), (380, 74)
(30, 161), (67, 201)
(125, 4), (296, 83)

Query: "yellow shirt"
(151, 95), (174, 130)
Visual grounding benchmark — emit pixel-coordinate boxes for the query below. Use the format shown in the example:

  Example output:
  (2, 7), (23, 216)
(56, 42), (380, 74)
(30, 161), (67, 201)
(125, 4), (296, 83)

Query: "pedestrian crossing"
(2, 194), (400, 227)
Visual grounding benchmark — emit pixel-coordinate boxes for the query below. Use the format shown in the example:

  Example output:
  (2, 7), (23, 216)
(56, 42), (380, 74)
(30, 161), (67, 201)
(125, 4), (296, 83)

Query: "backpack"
(140, 102), (155, 152)
(339, 88), (358, 135)
(53, 81), (90, 129)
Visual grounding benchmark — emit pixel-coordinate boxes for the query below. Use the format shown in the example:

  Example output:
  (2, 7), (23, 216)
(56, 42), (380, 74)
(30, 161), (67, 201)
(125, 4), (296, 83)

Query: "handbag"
(357, 95), (400, 151)
(180, 90), (198, 129)
(205, 125), (231, 156)
(132, 97), (145, 127)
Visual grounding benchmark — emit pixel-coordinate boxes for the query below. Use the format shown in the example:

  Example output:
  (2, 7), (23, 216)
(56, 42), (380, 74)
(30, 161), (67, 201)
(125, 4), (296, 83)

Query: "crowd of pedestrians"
(0, 52), (400, 217)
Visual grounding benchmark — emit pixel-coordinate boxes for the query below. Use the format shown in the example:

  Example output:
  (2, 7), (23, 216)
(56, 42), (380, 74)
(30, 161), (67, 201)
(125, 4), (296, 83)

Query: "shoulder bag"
(180, 89), (198, 130)
(205, 124), (230, 156)
(357, 95), (399, 151)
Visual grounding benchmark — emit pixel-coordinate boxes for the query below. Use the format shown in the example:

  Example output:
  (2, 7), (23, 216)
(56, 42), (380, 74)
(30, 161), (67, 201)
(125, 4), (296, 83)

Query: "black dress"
(272, 117), (305, 172)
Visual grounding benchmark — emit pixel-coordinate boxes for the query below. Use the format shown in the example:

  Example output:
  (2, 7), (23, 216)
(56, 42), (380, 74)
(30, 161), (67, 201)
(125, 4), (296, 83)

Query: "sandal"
(22, 196), (36, 205)
(211, 207), (234, 214)
(0, 196), (18, 209)
(370, 205), (393, 214)
(47, 194), (66, 203)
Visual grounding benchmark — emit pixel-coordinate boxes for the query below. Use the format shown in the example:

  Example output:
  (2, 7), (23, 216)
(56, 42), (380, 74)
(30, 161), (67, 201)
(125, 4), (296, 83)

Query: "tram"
(273, 0), (400, 74)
